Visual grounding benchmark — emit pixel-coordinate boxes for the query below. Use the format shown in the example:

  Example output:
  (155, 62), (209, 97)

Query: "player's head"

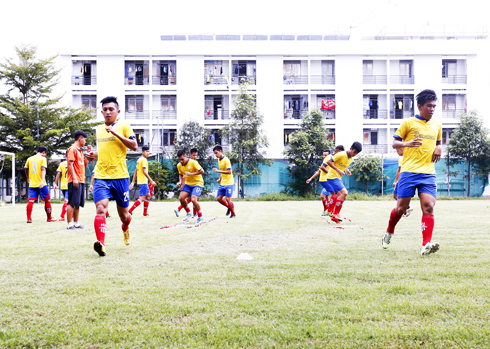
(322, 149), (331, 158)
(37, 146), (48, 156)
(190, 148), (198, 160)
(74, 130), (88, 147)
(396, 148), (404, 156)
(213, 145), (223, 158)
(334, 145), (344, 154)
(100, 96), (120, 124)
(416, 89), (437, 120)
(177, 149), (188, 164)
(142, 145), (150, 157)
(349, 141), (362, 157)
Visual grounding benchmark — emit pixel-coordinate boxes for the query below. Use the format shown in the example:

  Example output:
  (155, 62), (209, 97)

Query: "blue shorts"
(93, 178), (130, 208)
(217, 185), (234, 197)
(62, 189), (69, 200)
(139, 184), (149, 196)
(393, 184), (398, 196)
(28, 186), (49, 200)
(328, 178), (345, 193)
(397, 172), (437, 199)
(182, 184), (203, 198)
(319, 181), (333, 196)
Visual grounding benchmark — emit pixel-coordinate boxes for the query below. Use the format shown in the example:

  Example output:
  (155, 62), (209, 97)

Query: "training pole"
(0, 151), (16, 207)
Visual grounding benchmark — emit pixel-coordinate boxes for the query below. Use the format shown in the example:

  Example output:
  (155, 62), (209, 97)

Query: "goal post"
(0, 151), (16, 207)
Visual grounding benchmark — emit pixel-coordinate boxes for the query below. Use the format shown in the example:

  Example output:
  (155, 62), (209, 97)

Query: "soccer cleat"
(27, 220), (32, 224)
(226, 208), (231, 216)
(230, 214), (236, 218)
(421, 242), (440, 256)
(321, 211), (328, 216)
(403, 207), (413, 218)
(93, 241), (106, 257)
(106, 214), (111, 218)
(192, 214), (198, 219)
(74, 224), (84, 229)
(174, 208), (180, 217)
(197, 217), (204, 224)
(327, 211), (332, 217)
(67, 225), (75, 230)
(183, 213), (192, 222)
(331, 214), (343, 224)
(58, 217), (65, 221)
(143, 214), (150, 218)
(381, 233), (392, 249)
(47, 217), (58, 222)
(129, 211), (133, 216)
(123, 229), (132, 245)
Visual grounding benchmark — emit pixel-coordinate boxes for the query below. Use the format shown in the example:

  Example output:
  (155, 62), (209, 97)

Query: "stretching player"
(393, 147), (413, 217)
(212, 145), (236, 218)
(54, 159), (69, 221)
(176, 149), (205, 224)
(382, 89), (442, 255)
(174, 148), (199, 217)
(24, 146), (57, 223)
(129, 145), (157, 217)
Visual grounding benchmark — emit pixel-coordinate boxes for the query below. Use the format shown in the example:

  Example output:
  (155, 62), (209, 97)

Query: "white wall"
(176, 55), (204, 129)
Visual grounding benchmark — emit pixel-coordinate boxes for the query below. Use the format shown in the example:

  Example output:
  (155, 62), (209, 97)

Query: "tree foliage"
(446, 111), (490, 196)
(147, 160), (171, 200)
(283, 108), (334, 196)
(349, 153), (386, 195)
(221, 83), (272, 198)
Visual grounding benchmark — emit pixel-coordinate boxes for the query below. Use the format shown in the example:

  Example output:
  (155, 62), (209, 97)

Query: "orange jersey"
(66, 145), (85, 182)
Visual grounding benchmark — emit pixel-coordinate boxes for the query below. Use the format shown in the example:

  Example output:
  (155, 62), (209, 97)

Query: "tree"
(147, 161), (170, 200)
(349, 153), (386, 195)
(0, 45), (100, 200)
(221, 83), (272, 198)
(283, 108), (334, 196)
(446, 111), (490, 196)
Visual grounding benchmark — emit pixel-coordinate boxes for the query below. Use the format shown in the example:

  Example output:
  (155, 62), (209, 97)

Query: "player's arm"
(54, 172), (61, 190)
(39, 167), (46, 189)
(89, 173), (95, 192)
(393, 167), (401, 187)
(393, 136), (422, 149)
(212, 168), (232, 174)
(143, 167), (156, 186)
(306, 170), (320, 184)
(185, 168), (205, 176)
(129, 169), (137, 190)
(346, 168), (351, 177)
(432, 128), (443, 163)
(217, 175), (222, 183)
(176, 174), (186, 189)
(326, 158), (344, 177)
(104, 125), (137, 151)
(67, 159), (78, 188)
(25, 168), (30, 184)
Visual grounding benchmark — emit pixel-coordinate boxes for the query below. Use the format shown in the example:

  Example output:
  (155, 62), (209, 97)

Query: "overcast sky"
(0, 0), (487, 58)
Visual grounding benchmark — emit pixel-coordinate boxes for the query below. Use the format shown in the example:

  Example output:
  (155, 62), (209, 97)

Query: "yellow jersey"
(136, 156), (149, 185)
(394, 115), (442, 174)
(94, 122), (135, 179)
(218, 156), (234, 186)
(319, 155), (330, 182)
(177, 159), (204, 187)
(398, 156), (403, 168)
(25, 154), (47, 188)
(56, 161), (69, 190)
(327, 151), (354, 180)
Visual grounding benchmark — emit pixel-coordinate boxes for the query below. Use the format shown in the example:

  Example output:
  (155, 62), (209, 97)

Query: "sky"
(0, 0), (487, 59)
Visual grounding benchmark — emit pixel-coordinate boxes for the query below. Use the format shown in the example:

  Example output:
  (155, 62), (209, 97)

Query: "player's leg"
(40, 186), (55, 222)
(26, 188), (38, 223)
(111, 178), (132, 246)
(143, 192), (151, 217)
(92, 179), (111, 256)
(225, 195), (235, 218)
(419, 176), (439, 255)
(59, 190), (69, 220)
(332, 188), (347, 222)
(192, 186), (204, 223)
(179, 188), (192, 220)
(129, 196), (143, 214)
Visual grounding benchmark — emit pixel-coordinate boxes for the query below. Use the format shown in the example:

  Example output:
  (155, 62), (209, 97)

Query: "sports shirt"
(319, 155), (330, 182)
(218, 156), (234, 186)
(177, 159), (204, 187)
(136, 156), (149, 185)
(326, 151), (354, 180)
(24, 154), (47, 188)
(56, 161), (69, 190)
(66, 145), (85, 183)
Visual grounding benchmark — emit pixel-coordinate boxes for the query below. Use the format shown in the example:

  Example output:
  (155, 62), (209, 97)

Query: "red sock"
(197, 210), (202, 218)
(143, 200), (149, 215)
(44, 197), (52, 219)
(219, 199), (229, 208)
(333, 199), (344, 215)
(27, 200), (34, 221)
(94, 215), (106, 245)
(193, 206), (197, 215)
(328, 194), (337, 213)
(60, 200), (68, 219)
(129, 199), (142, 213)
(421, 214), (434, 246)
(184, 206), (190, 213)
(121, 215), (132, 231)
(387, 208), (403, 234)
(228, 201), (235, 214)
(178, 198), (192, 211)
(322, 197), (328, 211)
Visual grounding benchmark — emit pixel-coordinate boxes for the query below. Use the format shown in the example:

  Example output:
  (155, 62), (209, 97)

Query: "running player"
(212, 145), (236, 218)
(393, 147), (413, 217)
(382, 89), (442, 256)
(89, 164), (111, 218)
(176, 149), (205, 224)
(129, 145), (157, 217)
(174, 148), (198, 217)
(90, 96), (137, 257)
(54, 159), (69, 221)
(24, 146), (57, 223)
(306, 149), (331, 216)
(66, 130), (88, 230)
(326, 142), (363, 223)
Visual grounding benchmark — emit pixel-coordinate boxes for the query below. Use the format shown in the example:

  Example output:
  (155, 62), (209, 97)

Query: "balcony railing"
(72, 76), (97, 85)
(204, 109), (230, 120)
(125, 110), (150, 119)
(152, 110), (177, 119)
(363, 109), (388, 119)
(390, 75), (414, 84)
(204, 75), (228, 85)
(310, 75), (335, 84)
(442, 75), (467, 84)
(390, 110), (414, 119)
(231, 76), (256, 85)
(283, 75), (308, 85)
(152, 76), (177, 85)
(284, 109), (308, 120)
(363, 75), (387, 84)
(125, 77), (150, 85)
(442, 109), (465, 119)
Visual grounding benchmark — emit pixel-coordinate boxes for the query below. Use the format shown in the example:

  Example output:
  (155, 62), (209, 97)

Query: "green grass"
(1, 199), (490, 348)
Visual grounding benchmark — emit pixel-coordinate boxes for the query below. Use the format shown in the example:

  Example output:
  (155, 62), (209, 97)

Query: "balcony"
(125, 111), (150, 119)
(125, 77), (149, 86)
(363, 109), (388, 119)
(442, 109), (465, 119)
(310, 75), (335, 84)
(152, 110), (177, 120)
(442, 75), (467, 84)
(152, 76), (177, 85)
(231, 76), (256, 85)
(72, 76), (97, 85)
(283, 75), (308, 85)
(390, 75), (414, 84)
(284, 109), (308, 120)
(363, 75), (387, 84)
(204, 75), (228, 85)
(204, 109), (230, 120)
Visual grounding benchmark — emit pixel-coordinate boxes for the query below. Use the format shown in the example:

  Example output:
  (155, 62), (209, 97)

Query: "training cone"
(236, 253), (254, 260)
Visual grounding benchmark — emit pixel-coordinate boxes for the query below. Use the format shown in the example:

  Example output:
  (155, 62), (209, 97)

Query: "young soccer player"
(326, 142), (363, 223)
(306, 149), (331, 216)
(24, 146), (57, 223)
(66, 130), (88, 230)
(129, 145), (157, 216)
(212, 145), (236, 218)
(89, 164), (111, 218)
(382, 89), (442, 256)
(393, 147), (413, 217)
(176, 149), (205, 224)
(54, 159), (69, 221)
(174, 148), (199, 217)
(89, 96), (137, 257)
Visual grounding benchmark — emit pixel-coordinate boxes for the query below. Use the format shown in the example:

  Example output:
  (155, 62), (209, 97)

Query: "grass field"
(1, 199), (490, 348)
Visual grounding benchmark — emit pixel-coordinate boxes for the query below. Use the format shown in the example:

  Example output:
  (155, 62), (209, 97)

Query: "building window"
(204, 95), (229, 120)
(231, 60), (256, 84)
(442, 128), (455, 145)
(316, 95), (335, 119)
(125, 95), (149, 119)
(125, 60), (149, 85)
(133, 129), (149, 147)
(81, 95), (97, 111)
(442, 59), (457, 78)
(284, 95), (308, 119)
(204, 60), (228, 85)
(284, 129), (296, 145)
(283, 60), (307, 84)
(153, 60), (176, 85)
(161, 129), (176, 146)
(391, 94), (414, 119)
(72, 60), (96, 85)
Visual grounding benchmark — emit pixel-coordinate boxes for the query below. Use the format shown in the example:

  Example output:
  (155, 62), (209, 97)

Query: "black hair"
(190, 148), (198, 154)
(74, 130), (88, 141)
(416, 89), (437, 107)
(323, 149), (331, 154)
(213, 145), (223, 152)
(351, 141), (362, 154)
(100, 96), (119, 109)
(37, 146), (48, 154)
(177, 149), (186, 157)
(142, 145), (150, 151)
(335, 145), (344, 151)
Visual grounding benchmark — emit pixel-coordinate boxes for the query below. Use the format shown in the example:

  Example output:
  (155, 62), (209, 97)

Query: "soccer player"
(54, 159), (69, 221)
(382, 89), (442, 256)
(66, 130), (88, 230)
(326, 141), (363, 223)
(212, 145), (236, 218)
(393, 147), (413, 218)
(89, 164), (111, 218)
(129, 145), (157, 216)
(174, 148), (198, 217)
(90, 96), (137, 257)
(24, 146), (57, 223)
(176, 149), (205, 224)
(306, 149), (331, 216)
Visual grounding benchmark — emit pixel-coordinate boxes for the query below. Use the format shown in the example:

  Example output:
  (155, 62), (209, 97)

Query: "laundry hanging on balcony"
(321, 99), (335, 110)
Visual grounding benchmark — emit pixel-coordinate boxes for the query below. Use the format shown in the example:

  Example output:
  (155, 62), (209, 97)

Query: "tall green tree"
(349, 153), (386, 195)
(221, 82), (272, 198)
(283, 108), (334, 196)
(446, 111), (490, 196)
(0, 45), (100, 199)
